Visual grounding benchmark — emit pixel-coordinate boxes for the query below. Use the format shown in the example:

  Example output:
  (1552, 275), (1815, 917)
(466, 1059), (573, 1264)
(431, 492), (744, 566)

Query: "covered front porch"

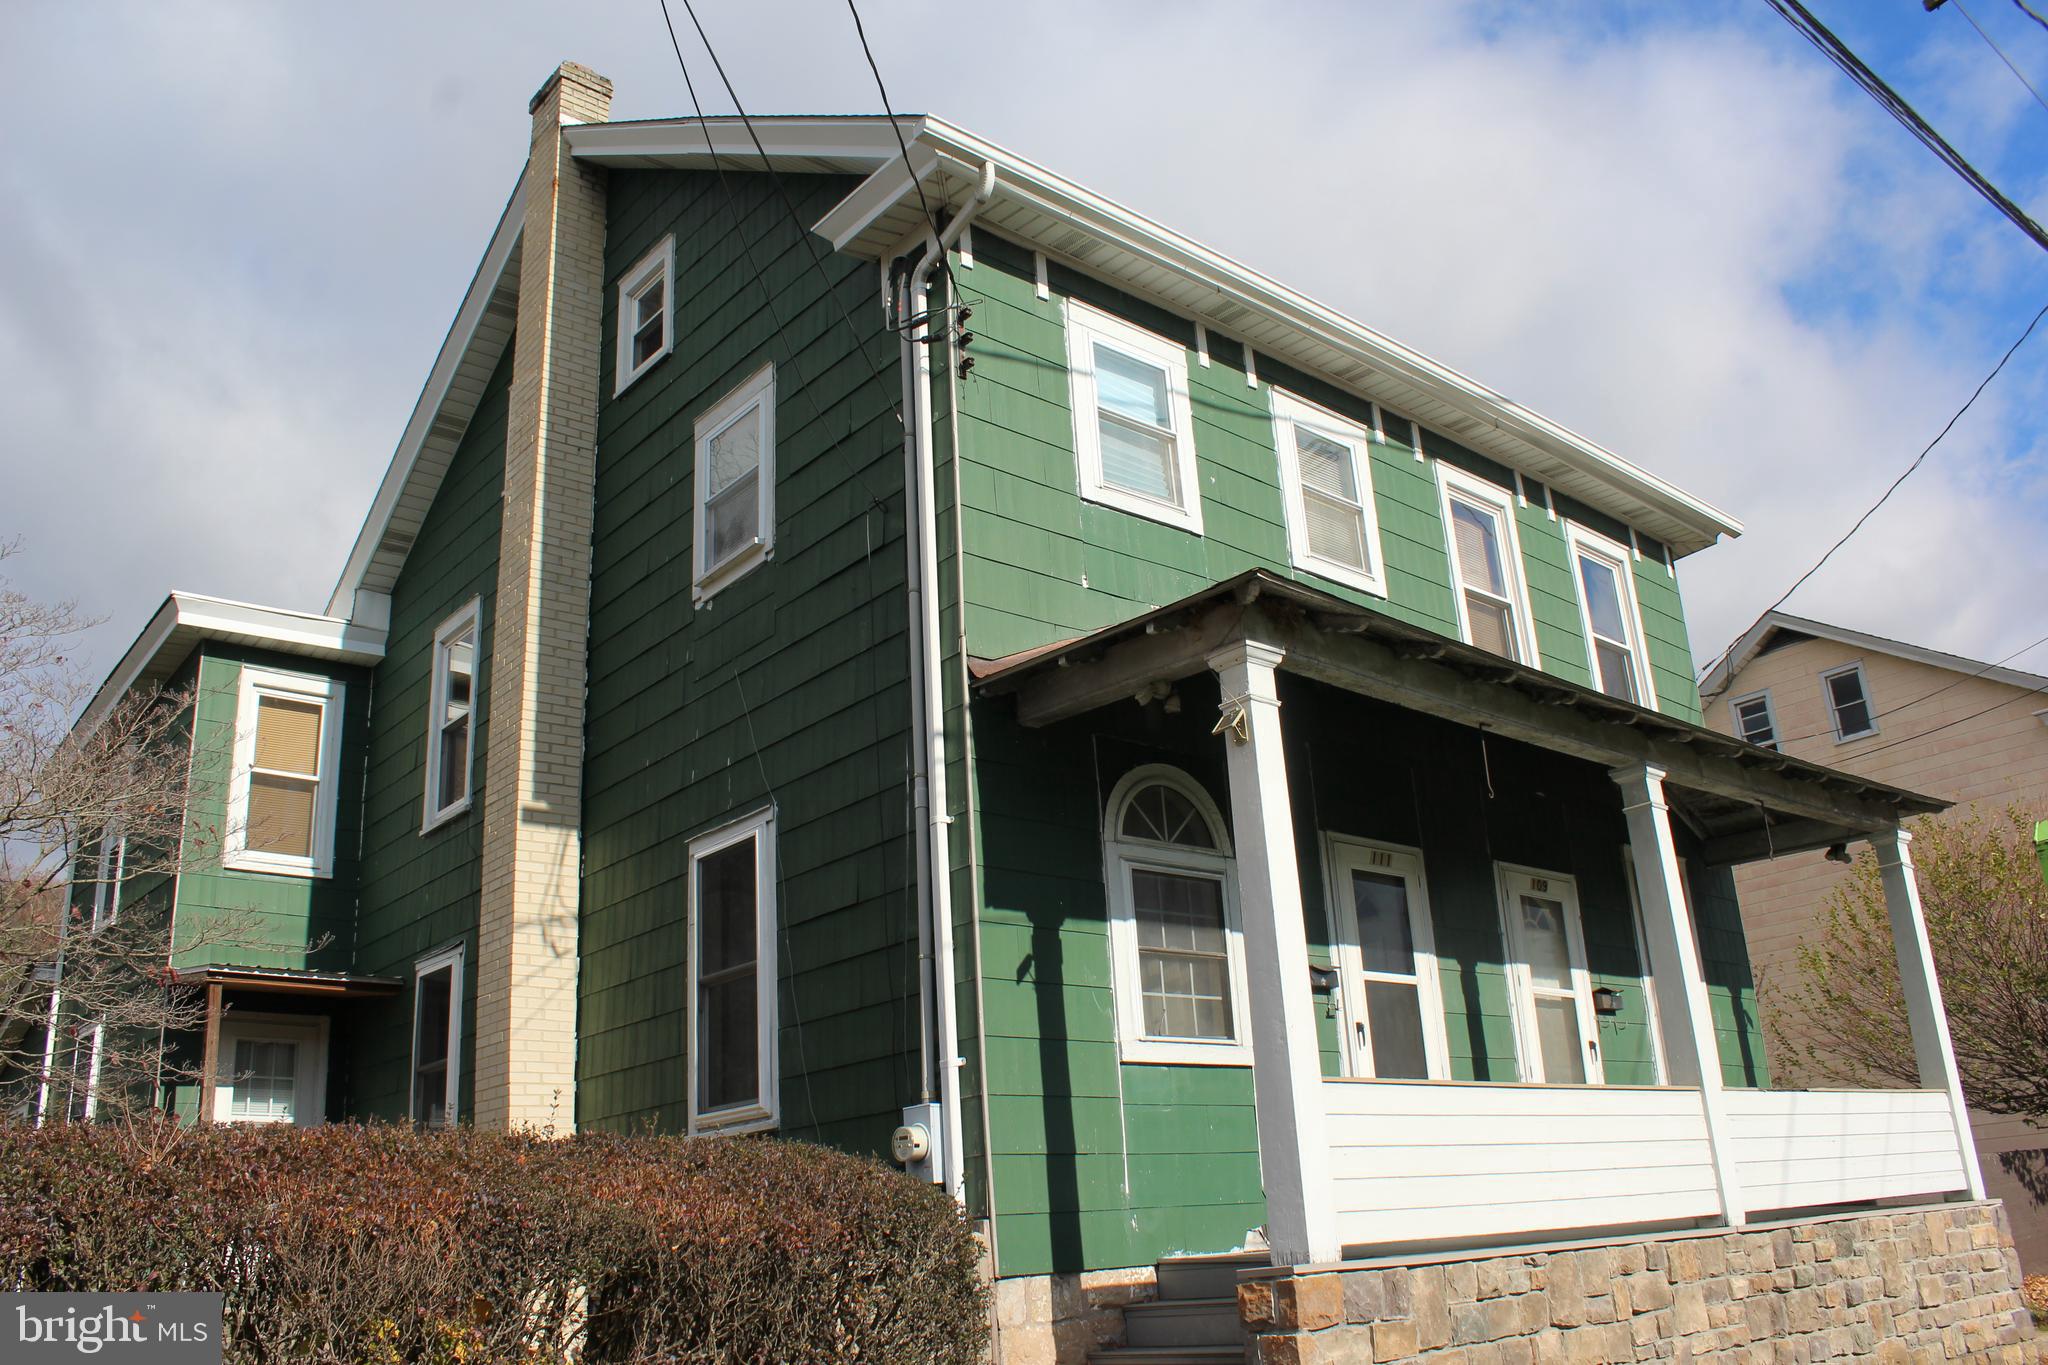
(975, 570), (1976, 1270)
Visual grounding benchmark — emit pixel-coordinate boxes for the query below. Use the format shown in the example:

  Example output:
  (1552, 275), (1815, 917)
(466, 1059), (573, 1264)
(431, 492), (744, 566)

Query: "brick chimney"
(472, 61), (612, 1131)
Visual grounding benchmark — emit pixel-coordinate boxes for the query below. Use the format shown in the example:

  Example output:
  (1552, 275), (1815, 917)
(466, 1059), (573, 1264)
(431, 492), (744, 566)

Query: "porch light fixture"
(1307, 963), (1340, 993)
(1591, 986), (1623, 1017)
(1825, 843), (1851, 864)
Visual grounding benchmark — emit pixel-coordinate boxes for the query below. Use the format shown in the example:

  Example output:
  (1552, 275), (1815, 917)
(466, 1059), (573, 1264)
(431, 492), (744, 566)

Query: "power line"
(1949, 0), (2048, 114)
(2009, 0), (2048, 38)
(843, 0), (957, 312)
(1741, 628), (2048, 749)
(1699, 297), (2048, 686)
(1763, 0), (2048, 253)
(1835, 666), (2048, 763)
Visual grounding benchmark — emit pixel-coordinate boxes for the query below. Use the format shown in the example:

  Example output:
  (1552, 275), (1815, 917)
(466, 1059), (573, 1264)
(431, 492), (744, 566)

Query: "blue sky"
(2, 0), (2044, 683)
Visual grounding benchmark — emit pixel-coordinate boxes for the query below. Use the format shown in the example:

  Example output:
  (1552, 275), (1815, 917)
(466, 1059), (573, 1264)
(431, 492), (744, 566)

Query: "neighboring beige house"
(1702, 610), (2048, 1265)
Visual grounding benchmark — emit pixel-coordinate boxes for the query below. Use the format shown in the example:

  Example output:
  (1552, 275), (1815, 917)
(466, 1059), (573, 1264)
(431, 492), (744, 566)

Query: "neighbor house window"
(614, 235), (675, 395)
(422, 601), (480, 831)
(1496, 865), (1602, 1084)
(412, 944), (463, 1129)
(1065, 301), (1204, 534)
(1566, 523), (1655, 706)
(1823, 663), (1877, 741)
(215, 1014), (328, 1126)
(1272, 389), (1387, 596)
(1103, 767), (1249, 1065)
(1324, 837), (1448, 1080)
(1730, 691), (1778, 749)
(224, 668), (344, 878)
(1438, 467), (1535, 663)
(688, 809), (777, 1133)
(693, 364), (776, 602)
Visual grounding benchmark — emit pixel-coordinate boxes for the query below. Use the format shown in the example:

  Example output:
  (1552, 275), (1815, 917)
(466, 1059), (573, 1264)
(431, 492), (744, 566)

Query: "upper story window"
(412, 944), (463, 1129)
(1437, 466), (1537, 664)
(1823, 662), (1877, 741)
(1064, 301), (1203, 534)
(90, 830), (126, 931)
(1565, 523), (1655, 707)
(1730, 691), (1778, 749)
(688, 808), (777, 1134)
(1271, 389), (1387, 597)
(694, 364), (776, 602)
(422, 601), (479, 832)
(614, 235), (675, 395)
(1103, 767), (1249, 1066)
(224, 668), (343, 878)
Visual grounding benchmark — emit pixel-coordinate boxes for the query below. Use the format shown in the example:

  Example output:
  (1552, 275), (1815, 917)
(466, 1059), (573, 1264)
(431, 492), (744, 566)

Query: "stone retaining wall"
(1241, 1203), (2033, 1364)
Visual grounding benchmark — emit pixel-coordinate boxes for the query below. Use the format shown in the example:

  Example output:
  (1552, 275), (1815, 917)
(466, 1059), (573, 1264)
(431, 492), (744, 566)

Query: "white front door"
(1497, 866), (1604, 1085)
(214, 1012), (328, 1125)
(1326, 837), (1449, 1080)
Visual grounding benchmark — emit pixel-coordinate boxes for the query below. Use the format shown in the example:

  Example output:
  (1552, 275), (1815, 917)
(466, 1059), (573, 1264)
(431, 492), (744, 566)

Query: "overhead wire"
(844, 0), (961, 319)
(1735, 628), (2048, 749)
(1697, 298), (2048, 686)
(1950, 0), (2048, 115)
(1762, 0), (2048, 253)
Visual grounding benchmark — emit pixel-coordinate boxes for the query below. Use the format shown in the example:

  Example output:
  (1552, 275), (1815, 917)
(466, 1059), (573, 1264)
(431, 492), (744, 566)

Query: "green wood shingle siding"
(346, 340), (511, 1122)
(970, 671), (1762, 1277)
(578, 167), (916, 1151)
(172, 646), (368, 974)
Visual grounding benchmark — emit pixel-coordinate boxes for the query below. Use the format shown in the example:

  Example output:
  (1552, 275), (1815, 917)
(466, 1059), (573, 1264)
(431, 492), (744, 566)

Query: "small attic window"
(615, 235), (676, 395)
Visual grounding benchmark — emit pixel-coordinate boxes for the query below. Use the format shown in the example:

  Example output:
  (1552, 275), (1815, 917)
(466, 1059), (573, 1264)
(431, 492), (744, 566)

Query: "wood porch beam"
(1698, 817), (1856, 867)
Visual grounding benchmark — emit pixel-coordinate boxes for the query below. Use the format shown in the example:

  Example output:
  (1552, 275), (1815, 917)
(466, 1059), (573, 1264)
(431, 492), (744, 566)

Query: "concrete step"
(1085, 1347), (1246, 1365)
(1153, 1252), (1263, 1302)
(1123, 1297), (1242, 1348)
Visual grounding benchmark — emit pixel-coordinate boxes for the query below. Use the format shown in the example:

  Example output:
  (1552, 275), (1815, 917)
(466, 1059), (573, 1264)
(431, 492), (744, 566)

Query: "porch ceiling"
(169, 966), (403, 998)
(970, 571), (1947, 864)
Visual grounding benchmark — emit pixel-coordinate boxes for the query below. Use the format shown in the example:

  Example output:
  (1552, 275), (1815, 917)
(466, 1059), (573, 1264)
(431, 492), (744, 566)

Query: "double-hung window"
(224, 668), (343, 878)
(1438, 467), (1536, 663)
(90, 830), (126, 931)
(1103, 767), (1249, 1065)
(1730, 691), (1778, 749)
(422, 601), (479, 831)
(693, 364), (776, 601)
(1325, 838), (1447, 1080)
(1496, 865), (1602, 1084)
(412, 945), (462, 1128)
(687, 809), (777, 1133)
(1566, 523), (1655, 706)
(1065, 301), (1203, 533)
(1272, 389), (1388, 596)
(614, 235), (675, 394)
(1823, 663), (1877, 741)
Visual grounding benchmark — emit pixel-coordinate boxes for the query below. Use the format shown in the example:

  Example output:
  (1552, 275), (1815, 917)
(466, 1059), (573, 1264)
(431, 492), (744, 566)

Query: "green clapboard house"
(55, 62), (2000, 1362)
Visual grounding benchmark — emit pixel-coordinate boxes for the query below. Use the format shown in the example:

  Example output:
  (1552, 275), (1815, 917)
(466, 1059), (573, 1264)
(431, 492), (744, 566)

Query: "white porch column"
(1209, 641), (1341, 1267)
(1611, 763), (1748, 1226)
(1869, 826), (1986, 1198)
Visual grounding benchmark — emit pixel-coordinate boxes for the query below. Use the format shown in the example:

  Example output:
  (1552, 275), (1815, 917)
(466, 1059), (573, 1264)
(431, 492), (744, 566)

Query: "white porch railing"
(1723, 1088), (1971, 1215)
(1323, 1079), (1973, 1252)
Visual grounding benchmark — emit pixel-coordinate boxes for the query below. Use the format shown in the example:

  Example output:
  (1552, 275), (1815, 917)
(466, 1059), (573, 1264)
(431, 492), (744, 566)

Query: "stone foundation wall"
(1242, 1203), (2033, 1365)
(991, 1265), (1156, 1364)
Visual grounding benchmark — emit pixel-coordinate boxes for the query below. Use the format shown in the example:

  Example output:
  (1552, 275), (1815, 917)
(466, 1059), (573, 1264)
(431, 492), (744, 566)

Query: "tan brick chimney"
(472, 61), (611, 1131)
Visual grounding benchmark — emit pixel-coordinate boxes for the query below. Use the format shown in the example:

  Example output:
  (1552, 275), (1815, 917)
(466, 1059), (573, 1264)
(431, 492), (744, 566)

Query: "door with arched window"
(1101, 766), (1250, 1066)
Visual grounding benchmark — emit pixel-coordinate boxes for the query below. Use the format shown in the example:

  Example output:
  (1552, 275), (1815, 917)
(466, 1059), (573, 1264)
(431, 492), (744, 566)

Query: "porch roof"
(970, 570), (1947, 865)
(169, 965), (403, 998)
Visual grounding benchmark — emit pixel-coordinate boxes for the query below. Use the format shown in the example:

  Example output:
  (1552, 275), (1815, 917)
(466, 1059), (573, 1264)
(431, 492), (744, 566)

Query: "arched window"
(1101, 766), (1249, 1065)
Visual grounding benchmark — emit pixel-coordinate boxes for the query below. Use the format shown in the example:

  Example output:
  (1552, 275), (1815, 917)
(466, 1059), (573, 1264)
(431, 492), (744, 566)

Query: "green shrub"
(0, 1122), (988, 1364)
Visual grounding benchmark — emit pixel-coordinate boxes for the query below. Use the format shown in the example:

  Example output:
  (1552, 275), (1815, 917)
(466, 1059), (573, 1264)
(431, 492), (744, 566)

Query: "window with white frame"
(1496, 865), (1602, 1085)
(688, 809), (777, 1132)
(1324, 837), (1447, 1080)
(214, 1014), (327, 1126)
(224, 668), (344, 878)
(90, 830), (126, 931)
(1065, 301), (1204, 533)
(422, 601), (479, 831)
(1730, 691), (1778, 749)
(614, 235), (675, 395)
(1103, 767), (1249, 1065)
(1438, 468), (1536, 663)
(1271, 389), (1388, 596)
(693, 365), (776, 601)
(412, 944), (462, 1128)
(1822, 663), (1877, 741)
(1565, 523), (1655, 707)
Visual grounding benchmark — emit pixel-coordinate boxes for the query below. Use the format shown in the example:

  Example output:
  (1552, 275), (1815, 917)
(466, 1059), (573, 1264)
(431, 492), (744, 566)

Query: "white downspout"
(902, 157), (996, 1202)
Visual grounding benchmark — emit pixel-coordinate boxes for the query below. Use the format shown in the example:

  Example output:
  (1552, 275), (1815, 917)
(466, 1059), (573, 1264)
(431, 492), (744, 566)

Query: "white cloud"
(3, 0), (2043, 687)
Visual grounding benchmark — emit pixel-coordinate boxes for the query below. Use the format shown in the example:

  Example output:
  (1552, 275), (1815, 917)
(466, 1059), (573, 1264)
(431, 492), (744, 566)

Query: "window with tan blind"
(1271, 388), (1388, 597)
(225, 668), (341, 877)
